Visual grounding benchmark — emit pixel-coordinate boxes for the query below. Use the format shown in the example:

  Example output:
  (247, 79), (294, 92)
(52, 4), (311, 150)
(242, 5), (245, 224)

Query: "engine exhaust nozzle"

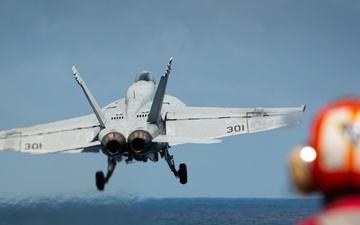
(128, 130), (152, 153)
(100, 131), (126, 155)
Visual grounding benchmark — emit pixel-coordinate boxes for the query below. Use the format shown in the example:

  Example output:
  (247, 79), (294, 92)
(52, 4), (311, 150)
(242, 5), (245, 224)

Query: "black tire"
(179, 163), (188, 184)
(96, 171), (105, 191)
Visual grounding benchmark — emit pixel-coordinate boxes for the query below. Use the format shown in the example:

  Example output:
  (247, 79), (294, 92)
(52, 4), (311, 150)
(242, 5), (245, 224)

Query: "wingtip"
(300, 104), (306, 112)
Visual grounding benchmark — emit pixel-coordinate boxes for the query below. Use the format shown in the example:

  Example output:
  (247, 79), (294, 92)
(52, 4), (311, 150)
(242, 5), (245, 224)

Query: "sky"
(0, 0), (359, 200)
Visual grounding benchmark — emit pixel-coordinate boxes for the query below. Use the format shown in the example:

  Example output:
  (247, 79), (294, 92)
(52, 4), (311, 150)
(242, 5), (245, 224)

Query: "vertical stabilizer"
(72, 66), (106, 128)
(147, 58), (173, 123)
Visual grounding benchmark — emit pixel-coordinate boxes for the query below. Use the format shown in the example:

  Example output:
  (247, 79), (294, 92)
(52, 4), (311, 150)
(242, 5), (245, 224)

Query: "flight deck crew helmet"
(289, 97), (360, 194)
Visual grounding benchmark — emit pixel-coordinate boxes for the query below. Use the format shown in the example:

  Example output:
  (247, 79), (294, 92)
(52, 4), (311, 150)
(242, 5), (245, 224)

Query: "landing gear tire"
(162, 146), (188, 185)
(95, 157), (117, 191)
(96, 171), (105, 191)
(178, 163), (188, 184)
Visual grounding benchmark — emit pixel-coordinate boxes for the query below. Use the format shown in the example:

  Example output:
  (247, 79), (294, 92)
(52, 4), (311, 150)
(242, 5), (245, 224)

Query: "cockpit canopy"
(135, 71), (156, 84)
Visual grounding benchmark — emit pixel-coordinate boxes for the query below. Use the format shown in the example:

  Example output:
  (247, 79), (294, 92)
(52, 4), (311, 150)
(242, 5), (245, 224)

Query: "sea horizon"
(0, 195), (321, 225)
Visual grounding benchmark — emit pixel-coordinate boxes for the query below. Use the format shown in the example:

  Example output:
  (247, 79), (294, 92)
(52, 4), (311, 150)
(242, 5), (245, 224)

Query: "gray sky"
(0, 0), (359, 199)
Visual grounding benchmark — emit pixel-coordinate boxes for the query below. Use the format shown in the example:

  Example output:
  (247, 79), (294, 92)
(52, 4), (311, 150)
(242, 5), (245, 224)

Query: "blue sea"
(0, 196), (321, 225)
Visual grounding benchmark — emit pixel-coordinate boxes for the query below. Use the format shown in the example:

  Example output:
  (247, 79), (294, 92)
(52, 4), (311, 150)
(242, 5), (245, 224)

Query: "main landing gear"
(161, 146), (188, 184)
(96, 157), (117, 191)
(95, 147), (188, 191)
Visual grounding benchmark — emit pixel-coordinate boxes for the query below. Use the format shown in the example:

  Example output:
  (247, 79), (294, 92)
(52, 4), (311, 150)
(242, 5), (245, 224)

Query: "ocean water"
(0, 196), (321, 225)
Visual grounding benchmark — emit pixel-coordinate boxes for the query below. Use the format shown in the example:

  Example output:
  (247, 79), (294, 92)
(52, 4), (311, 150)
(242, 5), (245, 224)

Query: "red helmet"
(289, 97), (360, 194)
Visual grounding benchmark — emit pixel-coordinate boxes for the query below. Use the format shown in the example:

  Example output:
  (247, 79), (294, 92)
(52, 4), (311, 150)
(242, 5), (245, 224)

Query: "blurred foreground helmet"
(289, 97), (360, 194)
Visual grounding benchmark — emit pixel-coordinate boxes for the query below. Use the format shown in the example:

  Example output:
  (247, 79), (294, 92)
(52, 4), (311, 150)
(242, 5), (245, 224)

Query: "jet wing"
(162, 105), (305, 146)
(0, 114), (101, 154)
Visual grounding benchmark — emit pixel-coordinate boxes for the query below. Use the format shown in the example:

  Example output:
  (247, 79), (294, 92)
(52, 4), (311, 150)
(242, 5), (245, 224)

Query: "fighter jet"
(0, 58), (306, 190)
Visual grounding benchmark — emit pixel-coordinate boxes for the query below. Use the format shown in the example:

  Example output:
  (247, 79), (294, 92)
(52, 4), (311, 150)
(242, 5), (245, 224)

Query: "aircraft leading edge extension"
(0, 58), (306, 190)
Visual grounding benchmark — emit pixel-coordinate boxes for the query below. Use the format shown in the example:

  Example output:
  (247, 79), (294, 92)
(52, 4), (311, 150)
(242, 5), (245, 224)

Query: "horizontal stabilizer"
(152, 135), (221, 145)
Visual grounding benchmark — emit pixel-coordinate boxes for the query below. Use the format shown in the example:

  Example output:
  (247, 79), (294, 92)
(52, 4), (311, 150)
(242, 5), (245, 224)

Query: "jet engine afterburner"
(98, 130), (127, 155)
(128, 130), (153, 153)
